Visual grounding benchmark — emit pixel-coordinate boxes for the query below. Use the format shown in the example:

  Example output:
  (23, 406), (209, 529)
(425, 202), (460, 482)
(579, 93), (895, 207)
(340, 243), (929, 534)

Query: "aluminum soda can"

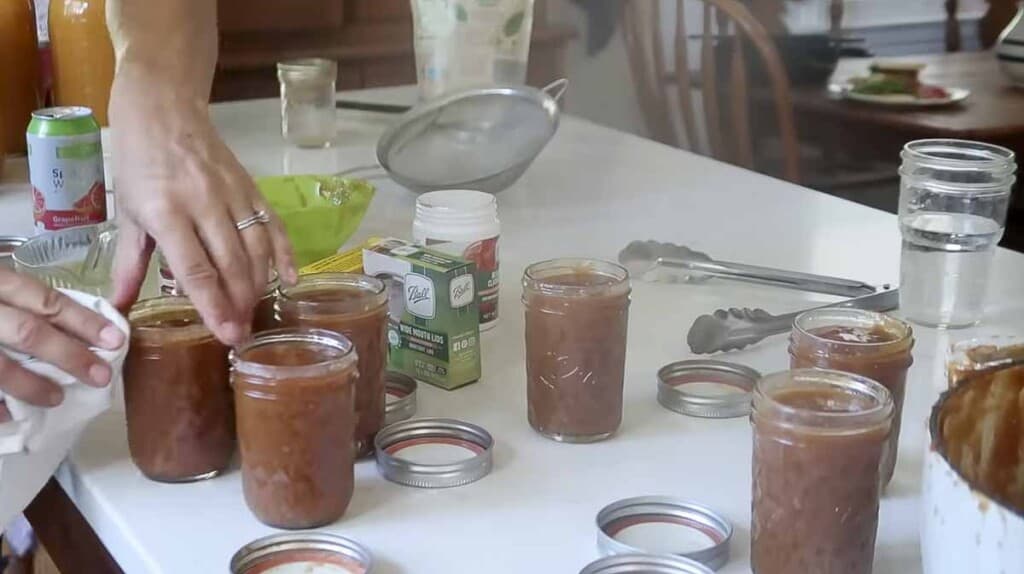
(26, 106), (107, 232)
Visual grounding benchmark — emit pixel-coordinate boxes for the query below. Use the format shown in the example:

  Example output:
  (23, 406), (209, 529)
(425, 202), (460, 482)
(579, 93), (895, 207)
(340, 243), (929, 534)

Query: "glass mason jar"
(231, 328), (358, 529)
(789, 308), (913, 487)
(277, 58), (336, 148)
(522, 258), (631, 442)
(898, 139), (1016, 328)
(751, 369), (893, 574)
(124, 296), (234, 482)
(276, 273), (387, 457)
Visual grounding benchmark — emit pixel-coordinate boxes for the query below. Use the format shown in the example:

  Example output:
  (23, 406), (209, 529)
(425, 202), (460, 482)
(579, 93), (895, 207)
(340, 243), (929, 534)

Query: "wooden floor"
(1, 540), (59, 574)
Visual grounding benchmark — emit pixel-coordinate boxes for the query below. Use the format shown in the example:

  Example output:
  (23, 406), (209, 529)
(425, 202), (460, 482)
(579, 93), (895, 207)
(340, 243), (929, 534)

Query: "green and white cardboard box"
(363, 238), (482, 390)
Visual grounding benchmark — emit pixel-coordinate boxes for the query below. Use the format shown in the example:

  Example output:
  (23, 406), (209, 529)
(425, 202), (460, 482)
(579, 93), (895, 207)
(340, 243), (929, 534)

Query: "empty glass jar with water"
(277, 58), (337, 148)
(898, 139), (1016, 327)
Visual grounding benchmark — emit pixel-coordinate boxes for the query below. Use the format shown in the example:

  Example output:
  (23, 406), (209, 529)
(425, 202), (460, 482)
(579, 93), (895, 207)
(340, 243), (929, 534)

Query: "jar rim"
(792, 308), (913, 349)
(278, 272), (386, 309)
(277, 58), (337, 73)
(128, 296), (212, 339)
(753, 368), (894, 431)
(230, 327), (357, 379)
(523, 258), (630, 297)
(902, 138), (1015, 167)
(900, 139), (1017, 192)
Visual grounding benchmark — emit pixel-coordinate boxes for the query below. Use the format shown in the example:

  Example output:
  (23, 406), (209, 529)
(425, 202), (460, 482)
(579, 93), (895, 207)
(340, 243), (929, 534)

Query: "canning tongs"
(618, 240), (878, 299)
(687, 288), (900, 354)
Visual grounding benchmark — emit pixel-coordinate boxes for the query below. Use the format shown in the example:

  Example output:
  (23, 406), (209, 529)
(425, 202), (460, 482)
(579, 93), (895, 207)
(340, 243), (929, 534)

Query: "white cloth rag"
(0, 290), (129, 529)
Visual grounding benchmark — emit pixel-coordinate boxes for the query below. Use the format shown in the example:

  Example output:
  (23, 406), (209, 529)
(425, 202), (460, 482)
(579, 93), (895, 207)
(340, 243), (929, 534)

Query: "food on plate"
(848, 61), (950, 99)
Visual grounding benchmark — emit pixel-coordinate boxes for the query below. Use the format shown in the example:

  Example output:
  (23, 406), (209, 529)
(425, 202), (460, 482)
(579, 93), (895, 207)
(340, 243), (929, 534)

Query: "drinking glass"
(277, 58), (336, 148)
(898, 139), (1016, 328)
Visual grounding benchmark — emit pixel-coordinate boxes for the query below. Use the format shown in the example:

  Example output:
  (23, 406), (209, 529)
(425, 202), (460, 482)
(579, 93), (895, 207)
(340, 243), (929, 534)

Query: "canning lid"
(384, 371), (417, 425)
(374, 418), (493, 488)
(0, 237), (27, 268)
(596, 496), (732, 571)
(580, 553), (714, 574)
(657, 360), (759, 418)
(230, 532), (373, 574)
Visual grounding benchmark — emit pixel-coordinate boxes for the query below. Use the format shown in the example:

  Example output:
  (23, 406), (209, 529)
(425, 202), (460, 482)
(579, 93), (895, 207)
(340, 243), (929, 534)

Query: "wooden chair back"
(622, 0), (800, 183)
(946, 0), (962, 51)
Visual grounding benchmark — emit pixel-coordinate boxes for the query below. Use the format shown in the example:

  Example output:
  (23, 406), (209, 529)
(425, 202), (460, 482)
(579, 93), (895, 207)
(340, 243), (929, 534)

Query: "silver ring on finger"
(235, 210), (271, 231)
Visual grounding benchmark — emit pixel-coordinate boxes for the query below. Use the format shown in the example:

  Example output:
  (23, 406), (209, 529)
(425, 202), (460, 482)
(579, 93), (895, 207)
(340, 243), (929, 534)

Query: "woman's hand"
(0, 270), (125, 423)
(108, 83), (296, 345)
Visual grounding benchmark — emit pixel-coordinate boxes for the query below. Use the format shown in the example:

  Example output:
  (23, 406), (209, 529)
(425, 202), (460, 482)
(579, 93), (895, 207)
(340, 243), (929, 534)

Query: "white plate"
(840, 86), (970, 107)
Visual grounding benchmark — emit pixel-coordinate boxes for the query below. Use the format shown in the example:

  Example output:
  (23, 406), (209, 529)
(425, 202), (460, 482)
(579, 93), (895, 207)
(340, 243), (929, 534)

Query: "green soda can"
(26, 106), (107, 232)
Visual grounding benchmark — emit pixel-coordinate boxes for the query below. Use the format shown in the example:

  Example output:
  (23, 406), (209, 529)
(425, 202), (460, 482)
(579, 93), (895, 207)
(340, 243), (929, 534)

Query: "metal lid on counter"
(374, 417), (493, 488)
(580, 553), (715, 574)
(230, 532), (373, 574)
(384, 371), (417, 426)
(657, 360), (759, 418)
(0, 236), (27, 268)
(596, 496), (732, 571)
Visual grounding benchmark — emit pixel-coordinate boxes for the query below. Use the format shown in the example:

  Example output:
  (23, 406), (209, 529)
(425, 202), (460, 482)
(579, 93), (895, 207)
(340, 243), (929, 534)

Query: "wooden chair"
(980, 0), (1018, 49)
(621, 0), (800, 183)
(946, 0), (962, 52)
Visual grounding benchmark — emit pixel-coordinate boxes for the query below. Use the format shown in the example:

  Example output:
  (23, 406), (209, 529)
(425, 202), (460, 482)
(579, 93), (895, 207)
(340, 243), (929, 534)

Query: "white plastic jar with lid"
(412, 189), (500, 331)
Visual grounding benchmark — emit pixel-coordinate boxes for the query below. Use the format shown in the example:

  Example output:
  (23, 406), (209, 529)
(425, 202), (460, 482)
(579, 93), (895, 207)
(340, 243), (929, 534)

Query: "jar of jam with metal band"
(124, 296), (234, 482)
(275, 273), (387, 457)
(232, 328), (359, 529)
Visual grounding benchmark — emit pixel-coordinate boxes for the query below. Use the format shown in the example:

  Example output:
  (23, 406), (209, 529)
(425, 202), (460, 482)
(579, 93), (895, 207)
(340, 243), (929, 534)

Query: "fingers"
(224, 181), (273, 299)
(192, 202), (258, 328)
(0, 355), (63, 408)
(0, 270), (125, 351)
(264, 207), (297, 285)
(0, 304), (109, 388)
(238, 226), (270, 303)
(111, 218), (155, 314)
(151, 213), (245, 345)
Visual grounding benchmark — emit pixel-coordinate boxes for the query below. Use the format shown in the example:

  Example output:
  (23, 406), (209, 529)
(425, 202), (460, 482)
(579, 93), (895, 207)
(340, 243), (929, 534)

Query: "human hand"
(108, 84), (296, 345)
(0, 270), (126, 423)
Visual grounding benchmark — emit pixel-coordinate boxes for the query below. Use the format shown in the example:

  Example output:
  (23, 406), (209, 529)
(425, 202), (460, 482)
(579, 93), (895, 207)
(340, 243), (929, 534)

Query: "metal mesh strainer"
(342, 80), (566, 194)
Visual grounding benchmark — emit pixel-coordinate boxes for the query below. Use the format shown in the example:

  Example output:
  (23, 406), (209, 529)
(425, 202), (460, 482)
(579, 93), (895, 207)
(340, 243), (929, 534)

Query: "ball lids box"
(362, 238), (481, 390)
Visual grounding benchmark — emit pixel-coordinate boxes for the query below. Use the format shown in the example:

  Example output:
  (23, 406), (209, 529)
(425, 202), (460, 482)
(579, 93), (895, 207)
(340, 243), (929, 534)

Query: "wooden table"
(786, 51), (1024, 250)
(791, 51), (1024, 146)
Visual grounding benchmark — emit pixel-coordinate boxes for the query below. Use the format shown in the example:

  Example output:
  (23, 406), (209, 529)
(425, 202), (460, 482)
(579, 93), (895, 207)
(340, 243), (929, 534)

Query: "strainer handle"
(335, 164), (388, 180)
(542, 78), (569, 102)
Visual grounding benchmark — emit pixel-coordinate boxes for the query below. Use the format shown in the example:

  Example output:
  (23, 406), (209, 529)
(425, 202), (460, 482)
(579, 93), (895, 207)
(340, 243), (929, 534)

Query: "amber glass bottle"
(0, 0), (41, 154)
(49, 0), (115, 125)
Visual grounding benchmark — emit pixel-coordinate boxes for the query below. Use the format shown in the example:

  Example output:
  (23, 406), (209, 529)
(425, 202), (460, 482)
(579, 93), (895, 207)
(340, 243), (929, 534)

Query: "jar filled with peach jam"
(124, 296), (234, 482)
(232, 328), (359, 529)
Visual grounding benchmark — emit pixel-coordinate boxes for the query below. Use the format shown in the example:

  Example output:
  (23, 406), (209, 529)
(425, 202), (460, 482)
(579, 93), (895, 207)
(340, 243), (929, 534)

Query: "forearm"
(106, 0), (218, 110)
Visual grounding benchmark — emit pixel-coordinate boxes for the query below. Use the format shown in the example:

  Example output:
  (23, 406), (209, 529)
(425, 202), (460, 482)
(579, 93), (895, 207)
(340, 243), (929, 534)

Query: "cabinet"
(213, 0), (574, 101)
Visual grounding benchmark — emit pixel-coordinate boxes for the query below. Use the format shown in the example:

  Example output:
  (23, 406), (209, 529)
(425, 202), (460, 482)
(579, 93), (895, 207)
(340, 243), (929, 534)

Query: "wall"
(549, 0), (989, 139)
(545, 1), (650, 137)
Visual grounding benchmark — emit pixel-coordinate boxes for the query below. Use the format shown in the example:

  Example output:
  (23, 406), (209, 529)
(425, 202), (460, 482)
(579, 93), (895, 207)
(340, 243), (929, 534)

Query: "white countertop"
(3, 88), (1024, 574)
